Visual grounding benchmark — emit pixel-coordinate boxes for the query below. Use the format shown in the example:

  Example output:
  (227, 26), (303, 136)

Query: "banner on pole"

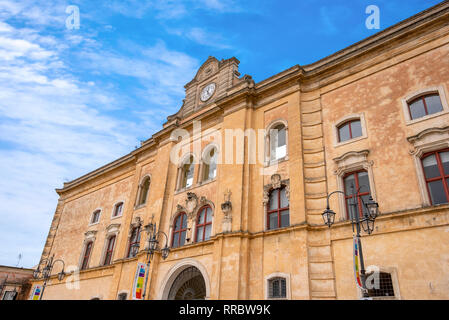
(30, 285), (43, 300)
(353, 236), (364, 290)
(132, 263), (147, 300)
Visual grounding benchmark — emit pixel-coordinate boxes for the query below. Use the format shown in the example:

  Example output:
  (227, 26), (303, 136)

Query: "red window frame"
(103, 235), (116, 266)
(408, 94), (442, 120)
(337, 120), (361, 143)
(171, 213), (187, 248)
(422, 149), (449, 205)
(81, 241), (93, 270)
(267, 186), (289, 230)
(195, 206), (212, 242)
(343, 170), (371, 219)
(127, 226), (141, 258)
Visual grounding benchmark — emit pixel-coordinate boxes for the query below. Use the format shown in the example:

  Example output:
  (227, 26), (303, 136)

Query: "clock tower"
(166, 56), (244, 122)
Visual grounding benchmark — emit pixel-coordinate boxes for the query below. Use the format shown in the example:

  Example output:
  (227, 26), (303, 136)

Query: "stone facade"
(0, 266), (33, 300)
(32, 2), (449, 300)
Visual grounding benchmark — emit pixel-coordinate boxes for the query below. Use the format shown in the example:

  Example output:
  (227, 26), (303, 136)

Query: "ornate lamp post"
(32, 254), (66, 300)
(323, 185), (379, 298)
(131, 221), (170, 300)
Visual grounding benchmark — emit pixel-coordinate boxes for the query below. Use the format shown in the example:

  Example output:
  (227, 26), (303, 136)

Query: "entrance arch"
(159, 259), (211, 300)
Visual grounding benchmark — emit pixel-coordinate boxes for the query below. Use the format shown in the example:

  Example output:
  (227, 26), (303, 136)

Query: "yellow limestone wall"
(31, 6), (449, 300)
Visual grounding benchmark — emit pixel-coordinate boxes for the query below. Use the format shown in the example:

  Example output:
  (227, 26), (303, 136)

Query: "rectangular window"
(103, 236), (116, 266)
(91, 210), (101, 224)
(2, 291), (17, 300)
(344, 171), (371, 219)
(117, 293), (127, 300)
(422, 150), (449, 205)
(113, 202), (123, 217)
(268, 278), (287, 299)
(267, 187), (290, 230)
(127, 227), (141, 258)
(366, 272), (395, 298)
(81, 242), (93, 270)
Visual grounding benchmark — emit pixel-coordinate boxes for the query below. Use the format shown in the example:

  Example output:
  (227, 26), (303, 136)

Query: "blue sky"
(0, 0), (443, 268)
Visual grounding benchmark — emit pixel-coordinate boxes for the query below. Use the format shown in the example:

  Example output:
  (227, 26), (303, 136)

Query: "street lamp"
(133, 221), (170, 300)
(323, 185), (379, 298)
(32, 254), (66, 300)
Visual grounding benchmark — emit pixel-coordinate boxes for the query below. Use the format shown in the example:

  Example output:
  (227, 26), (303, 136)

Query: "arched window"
(90, 209), (101, 224)
(80, 241), (93, 270)
(421, 149), (449, 205)
(195, 206), (213, 243)
(343, 170), (371, 219)
(172, 213), (187, 248)
(267, 186), (289, 230)
(103, 235), (116, 266)
(112, 202), (124, 218)
(180, 156), (195, 189)
(137, 177), (150, 206)
(202, 148), (217, 182)
(337, 119), (362, 143)
(269, 124), (287, 161)
(268, 277), (287, 299)
(408, 94), (444, 120)
(127, 226), (141, 258)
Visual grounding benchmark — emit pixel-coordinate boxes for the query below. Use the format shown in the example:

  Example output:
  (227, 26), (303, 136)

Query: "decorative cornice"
(407, 126), (449, 144)
(333, 150), (370, 163)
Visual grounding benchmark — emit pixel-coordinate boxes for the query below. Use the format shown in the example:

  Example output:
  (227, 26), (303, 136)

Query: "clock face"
(200, 83), (216, 102)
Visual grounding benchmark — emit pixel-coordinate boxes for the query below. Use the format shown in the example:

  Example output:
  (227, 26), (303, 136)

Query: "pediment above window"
(407, 126), (449, 157)
(333, 150), (372, 176)
(106, 223), (121, 235)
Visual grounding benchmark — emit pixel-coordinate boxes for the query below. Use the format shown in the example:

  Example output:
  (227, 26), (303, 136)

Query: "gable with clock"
(166, 56), (245, 122)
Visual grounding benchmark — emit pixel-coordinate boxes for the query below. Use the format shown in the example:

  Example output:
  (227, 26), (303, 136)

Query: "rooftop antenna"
(15, 253), (22, 268)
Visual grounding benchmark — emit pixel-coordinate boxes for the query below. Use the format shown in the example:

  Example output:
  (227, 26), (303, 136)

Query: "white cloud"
(0, 20), (143, 268)
(80, 40), (199, 107)
(0, 5), (202, 268)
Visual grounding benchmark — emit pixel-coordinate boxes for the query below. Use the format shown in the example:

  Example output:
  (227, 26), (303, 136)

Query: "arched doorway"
(167, 266), (206, 300)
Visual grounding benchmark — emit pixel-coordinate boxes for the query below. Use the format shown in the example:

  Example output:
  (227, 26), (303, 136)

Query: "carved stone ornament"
(185, 192), (198, 218)
(128, 217), (142, 237)
(84, 230), (97, 241)
(221, 189), (232, 233)
(271, 174), (282, 189)
(263, 174), (290, 205)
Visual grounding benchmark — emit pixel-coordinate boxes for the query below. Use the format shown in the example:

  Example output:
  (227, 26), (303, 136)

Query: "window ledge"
(265, 156), (289, 168)
(110, 215), (122, 220)
(174, 185), (193, 195)
(369, 296), (398, 300)
(134, 204), (146, 211)
(334, 135), (368, 148)
(197, 178), (217, 187)
(88, 222), (100, 227)
(405, 110), (449, 126)
(265, 225), (291, 233)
